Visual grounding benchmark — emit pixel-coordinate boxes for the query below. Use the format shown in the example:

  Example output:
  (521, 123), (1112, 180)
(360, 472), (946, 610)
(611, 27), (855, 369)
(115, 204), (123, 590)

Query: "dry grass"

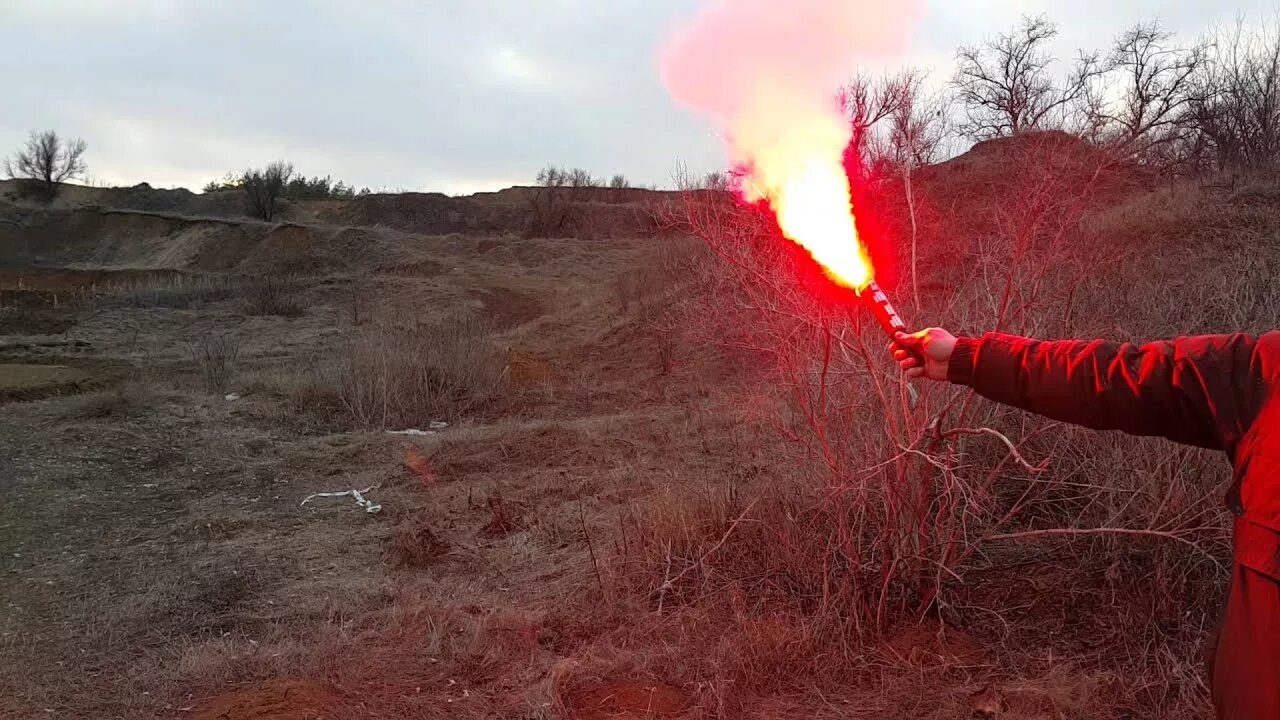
(274, 313), (504, 429)
(51, 379), (158, 421)
(242, 275), (305, 317)
(92, 272), (240, 309)
(390, 510), (450, 567)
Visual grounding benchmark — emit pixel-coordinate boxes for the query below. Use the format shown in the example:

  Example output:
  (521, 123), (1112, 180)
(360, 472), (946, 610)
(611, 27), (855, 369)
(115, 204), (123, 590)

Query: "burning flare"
(736, 84), (870, 288)
(660, 0), (922, 290)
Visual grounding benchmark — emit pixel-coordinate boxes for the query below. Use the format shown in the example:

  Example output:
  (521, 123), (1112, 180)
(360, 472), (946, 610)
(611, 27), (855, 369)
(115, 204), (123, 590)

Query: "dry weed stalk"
(188, 332), (240, 395)
(335, 314), (503, 428)
(242, 275), (304, 317)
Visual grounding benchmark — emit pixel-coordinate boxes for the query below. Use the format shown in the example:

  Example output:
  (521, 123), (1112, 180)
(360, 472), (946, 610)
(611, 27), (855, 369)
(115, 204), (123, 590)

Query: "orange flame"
(660, 0), (921, 293)
(735, 84), (871, 290)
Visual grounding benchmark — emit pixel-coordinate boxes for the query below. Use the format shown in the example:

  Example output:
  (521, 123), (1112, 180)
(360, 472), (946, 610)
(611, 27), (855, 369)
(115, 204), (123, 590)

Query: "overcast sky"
(0, 1), (1273, 194)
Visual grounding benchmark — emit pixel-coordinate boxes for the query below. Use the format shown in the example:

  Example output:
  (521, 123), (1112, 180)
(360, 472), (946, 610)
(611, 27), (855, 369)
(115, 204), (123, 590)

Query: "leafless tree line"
(842, 14), (1280, 179)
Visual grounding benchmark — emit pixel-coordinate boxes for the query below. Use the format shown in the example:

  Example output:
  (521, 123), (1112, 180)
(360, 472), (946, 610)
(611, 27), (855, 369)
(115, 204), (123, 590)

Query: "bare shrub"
(882, 75), (952, 309)
(242, 161), (294, 221)
(187, 333), (240, 395)
(838, 71), (924, 176)
(527, 165), (601, 239)
(329, 314), (502, 428)
(242, 276), (304, 317)
(632, 136), (1228, 717)
(4, 130), (87, 200)
(608, 173), (630, 203)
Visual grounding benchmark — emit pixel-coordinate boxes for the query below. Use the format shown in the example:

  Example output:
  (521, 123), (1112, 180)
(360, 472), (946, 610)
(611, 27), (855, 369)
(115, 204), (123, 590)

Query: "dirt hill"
(0, 180), (670, 275)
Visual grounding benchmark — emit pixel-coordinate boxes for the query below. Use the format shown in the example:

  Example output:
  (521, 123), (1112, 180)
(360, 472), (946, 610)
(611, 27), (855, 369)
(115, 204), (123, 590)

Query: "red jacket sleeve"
(947, 332), (1271, 451)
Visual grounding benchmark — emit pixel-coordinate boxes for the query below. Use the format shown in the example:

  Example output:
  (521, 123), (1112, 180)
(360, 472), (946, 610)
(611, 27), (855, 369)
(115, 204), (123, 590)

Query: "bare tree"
(1111, 23), (1204, 149)
(953, 15), (1102, 139)
(241, 160), (294, 221)
(608, 173), (630, 203)
(1073, 22), (1205, 168)
(527, 165), (602, 237)
(4, 130), (87, 199)
(1185, 20), (1280, 171)
(838, 72), (920, 176)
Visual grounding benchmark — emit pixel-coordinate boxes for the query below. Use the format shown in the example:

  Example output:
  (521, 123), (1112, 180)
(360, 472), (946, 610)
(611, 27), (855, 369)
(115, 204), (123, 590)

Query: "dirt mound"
(317, 191), (526, 235)
(567, 680), (690, 720)
(317, 189), (666, 238)
(192, 679), (341, 720)
(0, 180), (315, 223)
(0, 206), (392, 275)
(0, 207), (258, 271)
(918, 130), (1149, 207)
(470, 185), (671, 206)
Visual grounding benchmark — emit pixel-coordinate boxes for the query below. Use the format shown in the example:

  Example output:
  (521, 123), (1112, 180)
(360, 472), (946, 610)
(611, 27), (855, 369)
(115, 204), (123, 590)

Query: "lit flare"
(734, 85), (872, 291)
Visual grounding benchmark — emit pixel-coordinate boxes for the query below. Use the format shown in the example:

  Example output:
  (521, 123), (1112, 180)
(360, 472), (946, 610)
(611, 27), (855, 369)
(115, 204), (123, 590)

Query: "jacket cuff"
(947, 336), (980, 386)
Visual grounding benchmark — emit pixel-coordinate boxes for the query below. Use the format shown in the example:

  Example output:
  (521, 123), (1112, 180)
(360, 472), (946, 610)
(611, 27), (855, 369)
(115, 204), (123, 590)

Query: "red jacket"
(949, 332), (1280, 577)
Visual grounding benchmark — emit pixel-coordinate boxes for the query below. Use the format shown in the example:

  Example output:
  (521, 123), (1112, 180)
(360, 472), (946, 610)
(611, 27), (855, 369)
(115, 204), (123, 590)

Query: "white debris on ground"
(300, 486), (382, 513)
(387, 421), (448, 436)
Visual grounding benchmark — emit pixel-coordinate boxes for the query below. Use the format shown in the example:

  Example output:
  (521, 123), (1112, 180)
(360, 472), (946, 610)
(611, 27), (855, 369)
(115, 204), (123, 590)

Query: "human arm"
(892, 329), (1269, 451)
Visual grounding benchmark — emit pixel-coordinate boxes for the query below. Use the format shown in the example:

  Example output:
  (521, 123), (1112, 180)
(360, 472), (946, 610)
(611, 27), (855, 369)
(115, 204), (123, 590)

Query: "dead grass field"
(1, 146), (1273, 719)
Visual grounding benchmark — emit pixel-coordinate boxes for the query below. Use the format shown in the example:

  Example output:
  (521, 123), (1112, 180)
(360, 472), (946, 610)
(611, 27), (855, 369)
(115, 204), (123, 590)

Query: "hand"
(891, 328), (957, 381)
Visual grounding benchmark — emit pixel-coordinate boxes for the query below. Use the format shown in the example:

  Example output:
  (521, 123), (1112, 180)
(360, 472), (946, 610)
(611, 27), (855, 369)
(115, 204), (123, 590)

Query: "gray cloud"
(0, 1), (1272, 193)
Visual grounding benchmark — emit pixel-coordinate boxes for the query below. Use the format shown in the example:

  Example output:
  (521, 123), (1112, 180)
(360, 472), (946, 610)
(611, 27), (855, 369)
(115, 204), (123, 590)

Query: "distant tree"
(527, 165), (602, 237)
(4, 130), (87, 199)
(952, 15), (1102, 139)
(242, 161), (294, 221)
(608, 173), (630, 202)
(207, 169), (366, 200)
(566, 167), (601, 189)
(202, 172), (242, 193)
(701, 171), (731, 192)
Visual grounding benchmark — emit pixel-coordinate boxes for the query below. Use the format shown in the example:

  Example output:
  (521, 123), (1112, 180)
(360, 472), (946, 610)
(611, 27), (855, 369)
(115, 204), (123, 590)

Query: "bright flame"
(660, 0), (922, 292)
(736, 83), (870, 289)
